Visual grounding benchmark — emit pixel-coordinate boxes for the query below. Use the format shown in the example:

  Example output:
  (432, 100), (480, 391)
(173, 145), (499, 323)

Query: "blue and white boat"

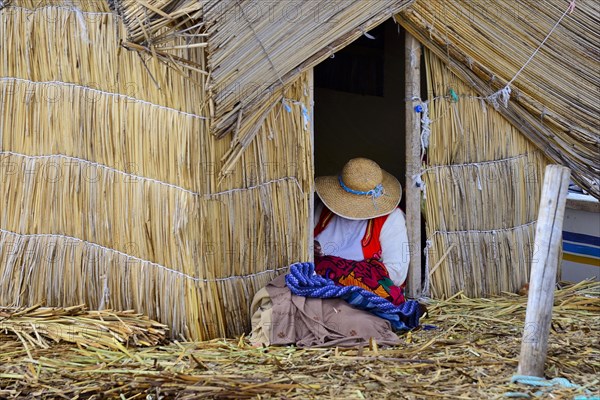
(561, 189), (600, 282)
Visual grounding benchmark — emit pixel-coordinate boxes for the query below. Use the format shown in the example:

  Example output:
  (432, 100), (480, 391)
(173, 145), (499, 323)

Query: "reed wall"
(0, 3), (313, 340)
(423, 51), (549, 298)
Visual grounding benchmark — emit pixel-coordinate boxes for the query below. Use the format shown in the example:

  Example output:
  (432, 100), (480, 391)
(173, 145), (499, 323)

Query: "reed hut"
(1, 0), (598, 340)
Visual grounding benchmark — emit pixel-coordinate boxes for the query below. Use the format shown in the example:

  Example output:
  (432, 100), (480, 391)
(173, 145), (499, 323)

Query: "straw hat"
(315, 158), (402, 220)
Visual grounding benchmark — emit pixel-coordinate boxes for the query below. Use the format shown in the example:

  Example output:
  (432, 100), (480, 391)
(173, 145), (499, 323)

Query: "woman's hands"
(313, 240), (324, 258)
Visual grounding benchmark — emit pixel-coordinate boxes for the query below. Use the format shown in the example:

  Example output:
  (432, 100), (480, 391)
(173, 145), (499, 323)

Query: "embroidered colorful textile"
(315, 255), (405, 305)
(285, 262), (421, 331)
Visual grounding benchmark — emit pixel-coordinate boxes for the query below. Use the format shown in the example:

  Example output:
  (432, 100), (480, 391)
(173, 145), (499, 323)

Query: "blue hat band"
(338, 175), (384, 199)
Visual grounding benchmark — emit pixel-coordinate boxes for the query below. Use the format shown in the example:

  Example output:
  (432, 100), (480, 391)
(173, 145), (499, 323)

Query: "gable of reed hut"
(0, 0), (598, 340)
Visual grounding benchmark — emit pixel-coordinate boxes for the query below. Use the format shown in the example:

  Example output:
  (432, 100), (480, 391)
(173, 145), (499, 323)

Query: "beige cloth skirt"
(249, 274), (401, 347)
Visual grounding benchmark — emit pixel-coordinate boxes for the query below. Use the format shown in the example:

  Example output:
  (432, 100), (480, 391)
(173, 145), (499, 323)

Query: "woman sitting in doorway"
(249, 158), (417, 347)
(313, 157), (410, 305)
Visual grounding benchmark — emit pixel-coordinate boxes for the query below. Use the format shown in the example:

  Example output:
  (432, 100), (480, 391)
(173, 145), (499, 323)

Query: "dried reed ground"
(1, 281), (598, 399)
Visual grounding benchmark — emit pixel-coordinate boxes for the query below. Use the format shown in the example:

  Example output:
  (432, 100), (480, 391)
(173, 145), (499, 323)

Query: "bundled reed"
(108, 0), (203, 45)
(202, 0), (415, 140)
(1, 281), (598, 399)
(0, 4), (313, 340)
(0, 304), (167, 349)
(3, 1), (111, 12)
(1, 5), (205, 117)
(398, 0), (600, 198)
(421, 51), (548, 298)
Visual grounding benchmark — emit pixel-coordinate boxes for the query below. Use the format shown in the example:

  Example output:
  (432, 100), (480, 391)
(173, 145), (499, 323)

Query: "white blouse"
(314, 202), (410, 286)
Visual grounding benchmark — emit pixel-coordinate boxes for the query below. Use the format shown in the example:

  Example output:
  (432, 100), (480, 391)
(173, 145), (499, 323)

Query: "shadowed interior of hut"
(314, 20), (405, 184)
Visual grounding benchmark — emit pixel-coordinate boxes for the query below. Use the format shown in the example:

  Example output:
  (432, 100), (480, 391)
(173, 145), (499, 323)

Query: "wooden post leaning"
(517, 165), (571, 377)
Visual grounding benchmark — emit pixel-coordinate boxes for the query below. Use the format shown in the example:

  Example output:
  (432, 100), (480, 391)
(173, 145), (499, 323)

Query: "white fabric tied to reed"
(476, 165), (483, 191)
(487, 85), (512, 110)
(361, 28), (376, 40)
(423, 239), (433, 296)
(419, 100), (432, 150)
(282, 98), (310, 130)
(411, 173), (426, 200)
(66, 0), (90, 44)
(98, 273), (110, 310)
(410, 96), (433, 155)
(485, 1), (576, 109)
(409, 96), (433, 198)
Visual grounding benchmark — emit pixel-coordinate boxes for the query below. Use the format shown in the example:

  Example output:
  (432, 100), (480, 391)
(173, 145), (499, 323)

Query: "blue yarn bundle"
(285, 262), (421, 331)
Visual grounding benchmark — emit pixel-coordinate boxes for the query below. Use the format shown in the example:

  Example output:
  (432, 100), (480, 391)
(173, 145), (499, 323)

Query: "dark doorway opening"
(313, 19), (406, 198)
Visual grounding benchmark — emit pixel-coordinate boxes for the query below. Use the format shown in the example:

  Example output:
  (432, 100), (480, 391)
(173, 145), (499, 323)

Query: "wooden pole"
(405, 32), (422, 298)
(517, 165), (571, 377)
(308, 68), (315, 263)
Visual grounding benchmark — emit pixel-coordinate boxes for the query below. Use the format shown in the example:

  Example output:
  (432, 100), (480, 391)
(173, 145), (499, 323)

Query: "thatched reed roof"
(108, 0), (415, 175)
(108, 0), (599, 195)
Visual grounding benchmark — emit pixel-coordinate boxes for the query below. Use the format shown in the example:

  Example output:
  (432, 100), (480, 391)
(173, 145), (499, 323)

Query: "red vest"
(314, 208), (390, 260)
